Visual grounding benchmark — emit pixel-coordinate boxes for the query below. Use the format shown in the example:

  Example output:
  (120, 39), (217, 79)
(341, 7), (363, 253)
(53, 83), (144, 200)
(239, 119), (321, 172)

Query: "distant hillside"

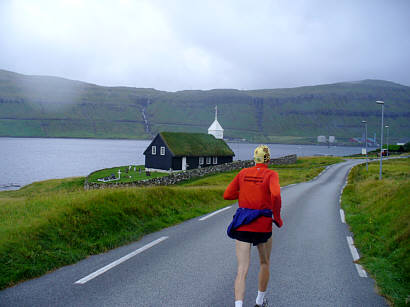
(0, 69), (409, 144)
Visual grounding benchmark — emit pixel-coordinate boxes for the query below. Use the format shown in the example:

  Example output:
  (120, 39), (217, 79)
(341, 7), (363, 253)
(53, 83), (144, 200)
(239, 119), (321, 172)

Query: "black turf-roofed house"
(143, 131), (235, 172)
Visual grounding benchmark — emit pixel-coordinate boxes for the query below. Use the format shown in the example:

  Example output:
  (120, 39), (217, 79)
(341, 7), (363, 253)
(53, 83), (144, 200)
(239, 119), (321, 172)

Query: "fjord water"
(0, 137), (368, 190)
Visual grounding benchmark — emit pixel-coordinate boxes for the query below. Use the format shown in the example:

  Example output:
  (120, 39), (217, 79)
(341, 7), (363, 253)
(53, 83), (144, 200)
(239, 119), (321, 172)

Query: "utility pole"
(362, 120), (368, 171)
(376, 101), (384, 180)
(385, 125), (389, 157)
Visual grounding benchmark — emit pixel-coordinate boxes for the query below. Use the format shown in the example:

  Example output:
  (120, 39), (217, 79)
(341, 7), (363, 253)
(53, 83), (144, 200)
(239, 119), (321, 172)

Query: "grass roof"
(160, 132), (235, 157)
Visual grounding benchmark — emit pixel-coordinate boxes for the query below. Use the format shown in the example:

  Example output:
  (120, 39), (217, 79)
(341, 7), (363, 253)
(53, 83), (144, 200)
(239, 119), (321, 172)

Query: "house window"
(213, 157), (218, 164)
(199, 157), (204, 165)
(160, 146), (165, 155)
(206, 157), (211, 164)
(152, 146), (156, 155)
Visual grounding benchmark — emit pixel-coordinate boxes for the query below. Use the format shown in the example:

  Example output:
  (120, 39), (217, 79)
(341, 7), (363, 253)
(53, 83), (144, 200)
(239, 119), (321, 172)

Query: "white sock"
(235, 300), (243, 307)
(256, 290), (266, 305)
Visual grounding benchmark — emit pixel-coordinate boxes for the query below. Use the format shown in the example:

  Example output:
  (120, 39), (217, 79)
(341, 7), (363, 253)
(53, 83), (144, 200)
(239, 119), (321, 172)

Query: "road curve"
(0, 160), (388, 306)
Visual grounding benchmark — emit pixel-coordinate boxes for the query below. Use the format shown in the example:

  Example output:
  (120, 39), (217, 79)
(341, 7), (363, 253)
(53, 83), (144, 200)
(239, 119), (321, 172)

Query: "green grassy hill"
(1, 69), (409, 143)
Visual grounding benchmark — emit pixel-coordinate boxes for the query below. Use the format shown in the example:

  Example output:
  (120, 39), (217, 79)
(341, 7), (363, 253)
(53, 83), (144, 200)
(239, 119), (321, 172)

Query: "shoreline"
(0, 139), (378, 192)
(0, 135), (367, 147)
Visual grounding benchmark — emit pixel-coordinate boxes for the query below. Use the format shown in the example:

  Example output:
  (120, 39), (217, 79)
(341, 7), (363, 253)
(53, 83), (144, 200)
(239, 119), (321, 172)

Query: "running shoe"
(255, 298), (268, 307)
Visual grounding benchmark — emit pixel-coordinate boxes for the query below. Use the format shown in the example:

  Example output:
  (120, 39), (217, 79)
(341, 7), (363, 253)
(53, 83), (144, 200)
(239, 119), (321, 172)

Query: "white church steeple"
(208, 105), (224, 139)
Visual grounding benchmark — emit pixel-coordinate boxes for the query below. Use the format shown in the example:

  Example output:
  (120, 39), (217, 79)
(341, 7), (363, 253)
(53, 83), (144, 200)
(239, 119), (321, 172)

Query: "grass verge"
(341, 158), (410, 306)
(0, 156), (343, 290)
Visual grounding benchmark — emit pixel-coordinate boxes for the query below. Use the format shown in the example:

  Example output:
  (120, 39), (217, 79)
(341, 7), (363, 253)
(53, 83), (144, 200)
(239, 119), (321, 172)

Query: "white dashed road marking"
(199, 206), (232, 221)
(74, 236), (169, 284)
(346, 236), (368, 278)
(339, 209), (346, 223)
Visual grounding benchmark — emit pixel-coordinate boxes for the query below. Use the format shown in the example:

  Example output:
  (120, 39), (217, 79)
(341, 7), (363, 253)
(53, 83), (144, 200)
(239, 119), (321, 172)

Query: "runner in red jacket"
(224, 145), (282, 307)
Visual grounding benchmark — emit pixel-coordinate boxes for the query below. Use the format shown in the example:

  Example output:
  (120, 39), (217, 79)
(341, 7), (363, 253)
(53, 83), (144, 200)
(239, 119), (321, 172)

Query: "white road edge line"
(199, 206), (232, 221)
(346, 236), (368, 278)
(339, 179), (348, 222)
(346, 236), (360, 261)
(339, 209), (346, 223)
(281, 183), (296, 189)
(74, 236), (169, 284)
(355, 263), (368, 278)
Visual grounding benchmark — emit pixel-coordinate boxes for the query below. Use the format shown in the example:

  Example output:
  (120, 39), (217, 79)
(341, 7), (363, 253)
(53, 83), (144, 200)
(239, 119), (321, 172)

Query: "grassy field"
(341, 158), (410, 306)
(0, 156), (342, 290)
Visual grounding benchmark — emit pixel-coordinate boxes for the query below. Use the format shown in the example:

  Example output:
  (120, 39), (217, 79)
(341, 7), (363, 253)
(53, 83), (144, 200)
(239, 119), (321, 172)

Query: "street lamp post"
(385, 125), (389, 157)
(376, 101), (384, 180)
(362, 120), (368, 171)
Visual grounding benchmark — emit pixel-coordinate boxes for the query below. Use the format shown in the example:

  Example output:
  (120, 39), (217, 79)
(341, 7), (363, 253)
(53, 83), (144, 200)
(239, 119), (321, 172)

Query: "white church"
(208, 106), (224, 139)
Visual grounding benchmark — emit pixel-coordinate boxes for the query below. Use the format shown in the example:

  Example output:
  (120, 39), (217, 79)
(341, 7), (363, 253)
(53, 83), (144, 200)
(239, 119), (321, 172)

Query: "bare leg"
(235, 240), (251, 301)
(257, 237), (273, 292)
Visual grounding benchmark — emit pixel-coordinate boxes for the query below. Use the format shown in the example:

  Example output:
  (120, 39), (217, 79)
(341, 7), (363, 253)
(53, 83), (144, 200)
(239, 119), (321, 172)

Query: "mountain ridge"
(0, 69), (409, 144)
(1, 69), (407, 91)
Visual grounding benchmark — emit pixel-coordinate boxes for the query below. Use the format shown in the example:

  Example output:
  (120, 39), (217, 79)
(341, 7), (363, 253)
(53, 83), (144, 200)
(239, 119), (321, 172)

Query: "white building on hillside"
(208, 105), (224, 139)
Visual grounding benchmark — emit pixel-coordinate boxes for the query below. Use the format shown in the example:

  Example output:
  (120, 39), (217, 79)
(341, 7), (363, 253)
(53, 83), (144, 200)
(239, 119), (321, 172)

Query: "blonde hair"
(254, 145), (271, 163)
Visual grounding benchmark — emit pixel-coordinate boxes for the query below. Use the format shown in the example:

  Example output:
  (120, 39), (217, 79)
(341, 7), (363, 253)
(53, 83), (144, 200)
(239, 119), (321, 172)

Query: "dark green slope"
(0, 69), (409, 143)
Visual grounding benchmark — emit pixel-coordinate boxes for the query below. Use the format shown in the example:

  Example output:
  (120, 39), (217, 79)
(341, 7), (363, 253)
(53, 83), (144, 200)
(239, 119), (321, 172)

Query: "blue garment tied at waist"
(227, 207), (272, 238)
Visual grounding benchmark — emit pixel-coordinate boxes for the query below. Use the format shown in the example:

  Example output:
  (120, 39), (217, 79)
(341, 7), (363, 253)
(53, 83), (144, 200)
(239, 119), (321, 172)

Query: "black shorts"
(231, 230), (272, 246)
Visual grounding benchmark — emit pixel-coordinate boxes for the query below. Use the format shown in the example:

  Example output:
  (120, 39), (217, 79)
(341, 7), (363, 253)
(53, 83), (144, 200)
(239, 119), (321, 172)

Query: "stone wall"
(84, 154), (297, 190)
(270, 154), (298, 165)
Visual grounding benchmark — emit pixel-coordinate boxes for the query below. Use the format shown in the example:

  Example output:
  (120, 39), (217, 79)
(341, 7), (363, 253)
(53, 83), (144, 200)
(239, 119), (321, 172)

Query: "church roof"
(208, 119), (224, 131)
(208, 105), (224, 132)
(158, 132), (234, 157)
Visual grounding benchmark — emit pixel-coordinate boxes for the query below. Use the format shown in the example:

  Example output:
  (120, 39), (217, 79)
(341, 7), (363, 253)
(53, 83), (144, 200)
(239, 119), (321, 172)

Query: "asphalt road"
(0, 159), (388, 306)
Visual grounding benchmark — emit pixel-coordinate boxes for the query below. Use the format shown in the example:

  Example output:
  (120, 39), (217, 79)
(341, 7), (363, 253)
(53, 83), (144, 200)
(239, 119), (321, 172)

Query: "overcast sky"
(1, 0), (409, 91)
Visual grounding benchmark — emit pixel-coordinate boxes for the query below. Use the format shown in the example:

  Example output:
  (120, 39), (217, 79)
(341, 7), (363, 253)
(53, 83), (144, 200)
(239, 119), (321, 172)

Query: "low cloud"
(0, 0), (409, 91)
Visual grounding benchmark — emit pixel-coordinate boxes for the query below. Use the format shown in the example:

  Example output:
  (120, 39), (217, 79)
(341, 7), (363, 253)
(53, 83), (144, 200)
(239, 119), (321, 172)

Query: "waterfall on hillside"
(141, 107), (152, 136)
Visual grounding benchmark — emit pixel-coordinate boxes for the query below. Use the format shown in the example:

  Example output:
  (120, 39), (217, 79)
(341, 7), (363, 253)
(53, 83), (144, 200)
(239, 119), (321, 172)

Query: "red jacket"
(223, 163), (282, 232)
